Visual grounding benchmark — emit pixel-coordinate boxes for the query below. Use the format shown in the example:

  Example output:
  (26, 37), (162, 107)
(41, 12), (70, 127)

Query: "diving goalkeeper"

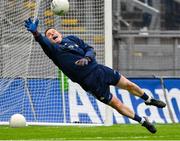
(24, 18), (166, 133)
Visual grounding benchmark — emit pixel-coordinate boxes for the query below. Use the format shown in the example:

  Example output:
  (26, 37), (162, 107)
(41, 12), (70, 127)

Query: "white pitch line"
(0, 139), (180, 141)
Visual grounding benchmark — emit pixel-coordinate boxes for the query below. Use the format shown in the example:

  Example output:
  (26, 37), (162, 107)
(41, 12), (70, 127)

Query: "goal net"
(0, 0), (110, 125)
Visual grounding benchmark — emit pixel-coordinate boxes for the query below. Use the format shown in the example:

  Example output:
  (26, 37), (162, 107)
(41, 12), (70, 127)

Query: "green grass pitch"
(0, 124), (180, 140)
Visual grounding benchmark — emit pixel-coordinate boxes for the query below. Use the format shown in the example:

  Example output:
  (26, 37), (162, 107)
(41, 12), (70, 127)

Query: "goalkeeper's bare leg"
(108, 95), (157, 133)
(116, 75), (166, 108)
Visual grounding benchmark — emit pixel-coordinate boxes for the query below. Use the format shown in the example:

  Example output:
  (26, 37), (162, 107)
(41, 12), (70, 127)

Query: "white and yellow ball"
(9, 114), (26, 128)
(51, 0), (69, 16)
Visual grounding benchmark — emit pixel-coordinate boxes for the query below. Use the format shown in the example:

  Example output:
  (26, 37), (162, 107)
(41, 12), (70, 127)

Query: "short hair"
(44, 27), (54, 36)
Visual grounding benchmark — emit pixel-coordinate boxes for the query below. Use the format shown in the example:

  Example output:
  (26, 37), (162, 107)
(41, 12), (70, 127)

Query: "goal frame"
(0, 0), (113, 127)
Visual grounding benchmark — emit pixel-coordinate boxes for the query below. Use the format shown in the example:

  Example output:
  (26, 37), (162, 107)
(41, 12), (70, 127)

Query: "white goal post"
(104, 0), (113, 126)
(0, 0), (113, 126)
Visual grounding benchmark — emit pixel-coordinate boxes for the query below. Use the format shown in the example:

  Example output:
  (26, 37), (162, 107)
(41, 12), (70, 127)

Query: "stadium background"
(0, 0), (179, 126)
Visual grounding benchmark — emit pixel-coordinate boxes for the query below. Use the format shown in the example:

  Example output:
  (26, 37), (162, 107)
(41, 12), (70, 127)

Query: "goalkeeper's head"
(45, 28), (63, 44)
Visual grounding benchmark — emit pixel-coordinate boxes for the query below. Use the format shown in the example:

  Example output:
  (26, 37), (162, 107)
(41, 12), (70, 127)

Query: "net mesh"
(0, 0), (105, 124)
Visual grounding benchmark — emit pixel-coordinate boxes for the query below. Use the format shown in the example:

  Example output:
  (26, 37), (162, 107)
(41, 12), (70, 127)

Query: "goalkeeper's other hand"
(75, 58), (89, 66)
(24, 18), (39, 33)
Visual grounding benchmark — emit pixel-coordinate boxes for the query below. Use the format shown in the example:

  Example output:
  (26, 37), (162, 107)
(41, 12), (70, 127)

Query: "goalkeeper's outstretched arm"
(24, 18), (54, 57)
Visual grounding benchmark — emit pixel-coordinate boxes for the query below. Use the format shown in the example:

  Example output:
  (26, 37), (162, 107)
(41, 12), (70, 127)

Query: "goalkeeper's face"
(45, 28), (63, 44)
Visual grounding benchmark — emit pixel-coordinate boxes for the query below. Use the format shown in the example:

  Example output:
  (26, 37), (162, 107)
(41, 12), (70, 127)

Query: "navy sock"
(140, 92), (149, 101)
(133, 114), (142, 123)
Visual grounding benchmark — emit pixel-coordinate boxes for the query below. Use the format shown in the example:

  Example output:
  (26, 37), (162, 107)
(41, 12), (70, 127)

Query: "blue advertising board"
(0, 78), (179, 124)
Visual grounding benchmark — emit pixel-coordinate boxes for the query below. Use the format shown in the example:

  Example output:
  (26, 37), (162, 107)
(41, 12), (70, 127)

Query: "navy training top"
(34, 33), (98, 84)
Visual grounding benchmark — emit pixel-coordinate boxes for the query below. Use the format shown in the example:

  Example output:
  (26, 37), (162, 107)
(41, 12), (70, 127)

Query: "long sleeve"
(84, 48), (96, 61)
(33, 32), (54, 58)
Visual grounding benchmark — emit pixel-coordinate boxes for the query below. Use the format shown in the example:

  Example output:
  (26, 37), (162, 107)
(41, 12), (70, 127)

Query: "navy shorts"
(80, 64), (121, 104)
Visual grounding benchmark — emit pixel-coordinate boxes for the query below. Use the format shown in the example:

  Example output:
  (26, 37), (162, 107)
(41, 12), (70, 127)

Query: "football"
(51, 0), (69, 16)
(9, 114), (26, 128)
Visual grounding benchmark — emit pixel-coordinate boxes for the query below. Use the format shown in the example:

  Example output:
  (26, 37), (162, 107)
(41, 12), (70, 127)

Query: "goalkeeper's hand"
(24, 18), (39, 33)
(75, 57), (90, 66)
